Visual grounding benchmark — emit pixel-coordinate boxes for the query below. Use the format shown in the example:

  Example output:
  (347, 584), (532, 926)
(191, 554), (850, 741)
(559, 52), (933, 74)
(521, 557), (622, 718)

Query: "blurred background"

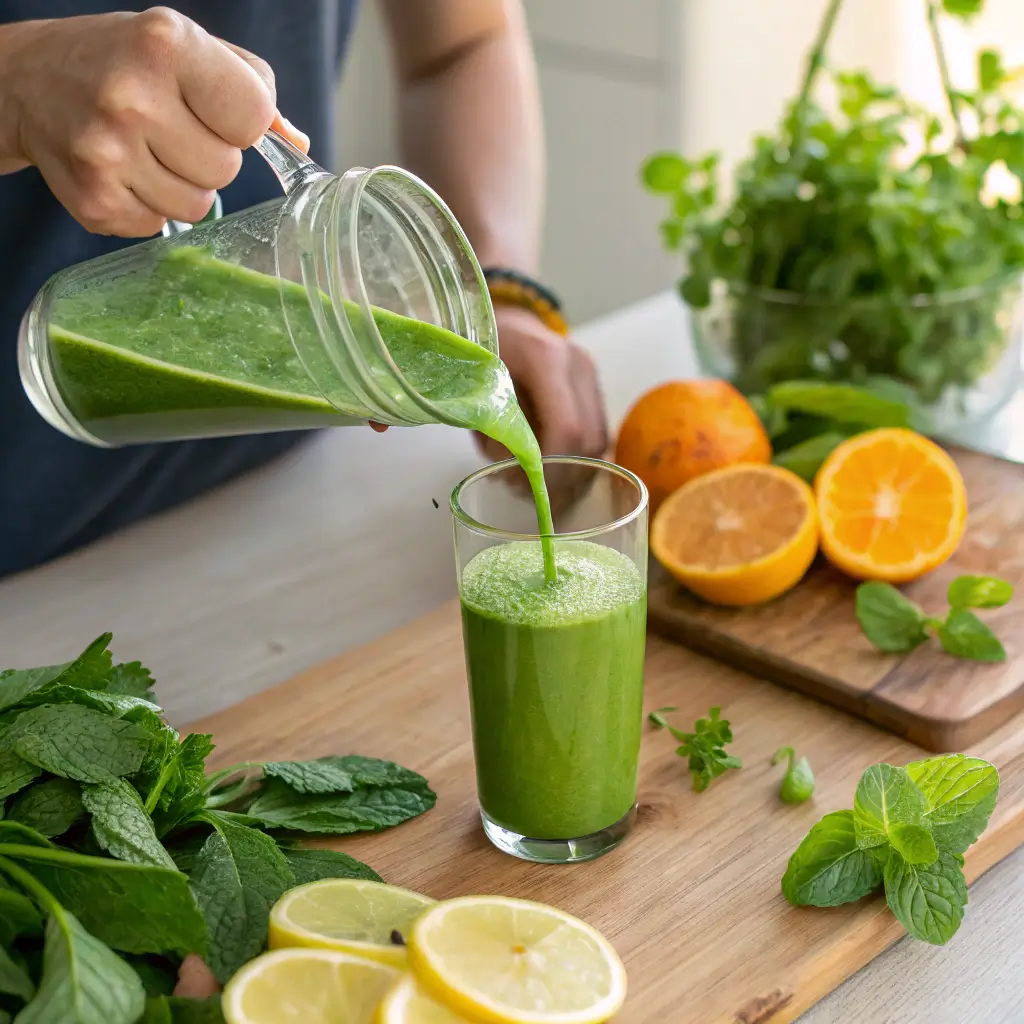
(337, 0), (1024, 324)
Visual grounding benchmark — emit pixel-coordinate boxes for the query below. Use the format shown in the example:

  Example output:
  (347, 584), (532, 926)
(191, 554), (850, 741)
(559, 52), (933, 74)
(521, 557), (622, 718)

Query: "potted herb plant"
(642, 0), (1024, 429)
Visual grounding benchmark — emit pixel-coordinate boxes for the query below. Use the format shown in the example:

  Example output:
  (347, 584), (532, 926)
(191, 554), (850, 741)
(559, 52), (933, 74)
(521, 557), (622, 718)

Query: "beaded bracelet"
(482, 267), (569, 337)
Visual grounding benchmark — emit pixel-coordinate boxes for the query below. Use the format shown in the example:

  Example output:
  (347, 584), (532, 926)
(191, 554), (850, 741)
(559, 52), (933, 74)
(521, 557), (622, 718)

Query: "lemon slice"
(408, 896), (627, 1024)
(223, 947), (399, 1024)
(374, 974), (472, 1023)
(269, 878), (436, 967)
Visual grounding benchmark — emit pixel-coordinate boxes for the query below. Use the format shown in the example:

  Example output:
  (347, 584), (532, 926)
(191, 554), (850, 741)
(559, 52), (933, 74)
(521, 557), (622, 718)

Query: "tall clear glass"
(451, 456), (648, 864)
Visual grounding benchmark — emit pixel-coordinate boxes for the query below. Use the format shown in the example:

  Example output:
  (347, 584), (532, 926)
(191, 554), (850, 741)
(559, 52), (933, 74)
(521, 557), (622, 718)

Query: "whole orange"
(614, 379), (771, 513)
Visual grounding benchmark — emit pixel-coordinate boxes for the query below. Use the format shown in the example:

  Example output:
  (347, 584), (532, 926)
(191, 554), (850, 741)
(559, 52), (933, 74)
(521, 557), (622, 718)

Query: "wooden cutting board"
(191, 602), (1024, 1024)
(648, 448), (1024, 751)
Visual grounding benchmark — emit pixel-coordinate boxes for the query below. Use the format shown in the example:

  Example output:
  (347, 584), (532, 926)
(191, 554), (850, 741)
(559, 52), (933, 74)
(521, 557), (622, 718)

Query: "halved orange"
(815, 428), (967, 583)
(650, 464), (819, 606)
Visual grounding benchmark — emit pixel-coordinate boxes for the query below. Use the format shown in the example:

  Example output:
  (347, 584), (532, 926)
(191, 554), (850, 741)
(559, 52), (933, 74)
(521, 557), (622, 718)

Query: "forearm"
(385, 1), (544, 273)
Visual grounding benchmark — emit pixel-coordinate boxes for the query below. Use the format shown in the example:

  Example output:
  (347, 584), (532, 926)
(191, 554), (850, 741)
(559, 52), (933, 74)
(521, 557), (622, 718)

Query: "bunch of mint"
(782, 755), (998, 944)
(0, 635), (435, 1023)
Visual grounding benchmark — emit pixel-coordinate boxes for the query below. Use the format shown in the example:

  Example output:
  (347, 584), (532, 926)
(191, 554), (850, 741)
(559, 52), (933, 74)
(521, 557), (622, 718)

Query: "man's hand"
(477, 305), (608, 462)
(0, 7), (306, 237)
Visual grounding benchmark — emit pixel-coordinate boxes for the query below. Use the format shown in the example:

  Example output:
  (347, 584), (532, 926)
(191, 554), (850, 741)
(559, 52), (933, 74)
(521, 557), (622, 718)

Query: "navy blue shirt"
(0, 1), (358, 578)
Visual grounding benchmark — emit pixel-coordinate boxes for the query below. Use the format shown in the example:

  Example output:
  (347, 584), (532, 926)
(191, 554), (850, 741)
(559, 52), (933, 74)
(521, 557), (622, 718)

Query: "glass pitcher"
(18, 131), (498, 447)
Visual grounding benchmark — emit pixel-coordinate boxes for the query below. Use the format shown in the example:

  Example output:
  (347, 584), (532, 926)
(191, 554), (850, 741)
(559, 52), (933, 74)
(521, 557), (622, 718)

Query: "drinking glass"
(451, 456), (648, 864)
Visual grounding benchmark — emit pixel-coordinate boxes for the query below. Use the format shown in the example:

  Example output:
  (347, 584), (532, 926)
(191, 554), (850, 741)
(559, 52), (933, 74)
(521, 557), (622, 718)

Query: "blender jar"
(18, 131), (498, 446)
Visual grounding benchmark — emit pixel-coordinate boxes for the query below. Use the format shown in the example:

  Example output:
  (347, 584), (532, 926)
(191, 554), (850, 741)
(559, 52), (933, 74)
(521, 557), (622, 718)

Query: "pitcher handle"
(162, 129), (326, 237)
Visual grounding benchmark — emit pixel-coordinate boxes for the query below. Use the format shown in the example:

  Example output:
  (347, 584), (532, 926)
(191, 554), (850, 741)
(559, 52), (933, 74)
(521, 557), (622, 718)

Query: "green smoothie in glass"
(460, 539), (646, 842)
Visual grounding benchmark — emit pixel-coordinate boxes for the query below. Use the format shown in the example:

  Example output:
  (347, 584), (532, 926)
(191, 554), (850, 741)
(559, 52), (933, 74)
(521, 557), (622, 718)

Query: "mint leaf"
(855, 582), (930, 654)
(189, 811), (294, 982)
(937, 610), (1006, 662)
(772, 746), (815, 803)
(47, 636), (115, 692)
(8, 779), (84, 838)
(0, 667), (68, 715)
(947, 575), (1013, 610)
(781, 810), (884, 906)
(141, 995), (224, 1023)
(263, 758), (358, 795)
(148, 734), (215, 836)
(0, 846), (207, 957)
(765, 381), (911, 428)
(331, 756), (433, 791)
(853, 763), (926, 849)
(906, 754), (999, 854)
(0, 822), (54, 847)
(641, 153), (687, 193)
(247, 774), (436, 834)
(8, 705), (153, 783)
(884, 850), (968, 945)
(280, 848), (382, 886)
(0, 751), (41, 802)
(104, 662), (156, 701)
(772, 432), (847, 483)
(889, 823), (939, 866)
(943, 0), (984, 18)
(0, 944), (34, 1003)
(0, 878), (44, 946)
(82, 778), (177, 870)
(14, 908), (145, 1024)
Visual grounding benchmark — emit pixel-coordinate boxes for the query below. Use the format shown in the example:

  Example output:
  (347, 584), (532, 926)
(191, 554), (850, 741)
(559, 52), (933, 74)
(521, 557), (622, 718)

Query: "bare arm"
(378, 0), (606, 462)
(379, 0), (543, 272)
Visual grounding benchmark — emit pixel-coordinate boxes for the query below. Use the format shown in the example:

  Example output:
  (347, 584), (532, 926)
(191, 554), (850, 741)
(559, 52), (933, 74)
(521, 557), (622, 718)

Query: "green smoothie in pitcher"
(48, 245), (558, 579)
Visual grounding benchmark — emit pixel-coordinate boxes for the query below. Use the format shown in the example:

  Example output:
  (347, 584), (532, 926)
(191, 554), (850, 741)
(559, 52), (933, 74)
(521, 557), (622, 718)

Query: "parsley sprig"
(649, 706), (742, 792)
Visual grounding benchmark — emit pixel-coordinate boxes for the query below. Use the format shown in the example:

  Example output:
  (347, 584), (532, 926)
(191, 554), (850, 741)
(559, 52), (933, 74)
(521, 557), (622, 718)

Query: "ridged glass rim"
(450, 455), (648, 541)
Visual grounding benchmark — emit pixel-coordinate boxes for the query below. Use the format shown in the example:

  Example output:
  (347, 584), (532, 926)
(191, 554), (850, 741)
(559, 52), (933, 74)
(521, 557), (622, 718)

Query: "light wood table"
(1, 291), (1022, 1021)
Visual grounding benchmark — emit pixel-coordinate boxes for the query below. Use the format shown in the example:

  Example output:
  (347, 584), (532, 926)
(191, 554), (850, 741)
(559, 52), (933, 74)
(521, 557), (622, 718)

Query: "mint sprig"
(649, 706), (741, 792)
(855, 575), (1012, 662)
(782, 755), (999, 944)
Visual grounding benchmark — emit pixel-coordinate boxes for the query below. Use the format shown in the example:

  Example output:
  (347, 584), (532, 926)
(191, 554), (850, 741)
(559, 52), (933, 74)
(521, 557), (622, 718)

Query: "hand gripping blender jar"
(18, 130), (498, 446)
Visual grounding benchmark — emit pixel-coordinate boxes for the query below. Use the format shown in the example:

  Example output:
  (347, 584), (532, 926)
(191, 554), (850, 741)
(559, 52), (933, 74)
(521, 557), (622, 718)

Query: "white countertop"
(0, 290), (1020, 1022)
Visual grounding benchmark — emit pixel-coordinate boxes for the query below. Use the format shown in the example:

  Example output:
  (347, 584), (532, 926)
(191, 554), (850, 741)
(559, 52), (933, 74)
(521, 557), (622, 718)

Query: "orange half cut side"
(651, 463), (819, 606)
(815, 428), (967, 583)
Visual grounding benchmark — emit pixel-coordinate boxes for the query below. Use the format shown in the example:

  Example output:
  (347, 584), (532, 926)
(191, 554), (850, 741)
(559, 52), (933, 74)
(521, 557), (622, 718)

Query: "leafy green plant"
(782, 754), (998, 943)
(772, 747), (815, 804)
(649, 706), (742, 791)
(642, 0), (1024, 405)
(0, 635), (435, 1023)
(855, 574), (1012, 661)
(752, 376), (921, 481)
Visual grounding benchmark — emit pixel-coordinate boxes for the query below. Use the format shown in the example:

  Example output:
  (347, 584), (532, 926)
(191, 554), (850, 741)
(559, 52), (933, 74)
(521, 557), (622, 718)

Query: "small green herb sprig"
(649, 706), (742, 792)
(0, 635), (436, 1023)
(642, 0), (1024, 404)
(772, 747), (815, 804)
(856, 575), (1013, 661)
(782, 755), (998, 944)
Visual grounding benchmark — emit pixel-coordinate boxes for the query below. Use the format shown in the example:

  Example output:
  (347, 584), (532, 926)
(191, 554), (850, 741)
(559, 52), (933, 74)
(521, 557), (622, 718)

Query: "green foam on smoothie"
(460, 540), (644, 628)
